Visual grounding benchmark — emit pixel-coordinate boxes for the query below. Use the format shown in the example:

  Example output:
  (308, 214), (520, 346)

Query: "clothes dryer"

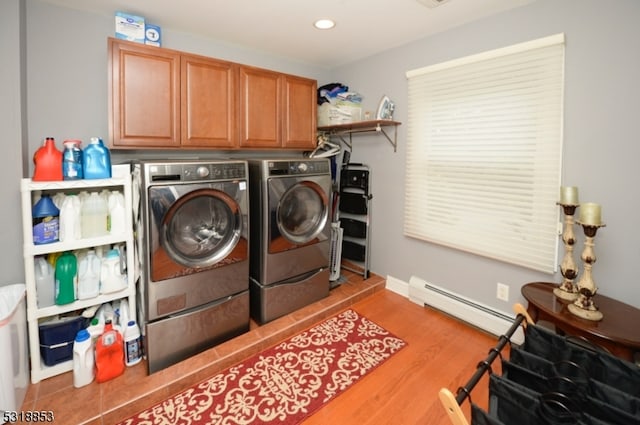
(133, 160), (250, 373)
(248, 158), (331, 323)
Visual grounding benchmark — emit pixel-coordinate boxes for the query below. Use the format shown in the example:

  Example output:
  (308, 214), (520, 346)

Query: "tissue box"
(318, 102), (362, 126)
(115, 12), (145, 44)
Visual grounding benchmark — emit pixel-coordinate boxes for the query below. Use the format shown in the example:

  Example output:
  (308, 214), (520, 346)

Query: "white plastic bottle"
(34, 256), (55, 308)
(77, 249), (100, 299)
(73, 329), (95, 388)
(124, 320), (142, 366)
(108, 190), (126, 235)
(100, 249), (127, 294)
(59, 194), (82, 242)
(81, 192), (109, 238)
(115, 298), (130, 331)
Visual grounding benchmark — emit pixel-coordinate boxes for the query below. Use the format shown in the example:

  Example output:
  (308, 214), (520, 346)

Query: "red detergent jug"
(33, 137), (63, 181)
(95, 319), (125, 382)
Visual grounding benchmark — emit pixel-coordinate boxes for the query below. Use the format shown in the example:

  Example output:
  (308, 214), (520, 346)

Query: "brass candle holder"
(568, 222), (605, 321)
(553, 203), (580, 301)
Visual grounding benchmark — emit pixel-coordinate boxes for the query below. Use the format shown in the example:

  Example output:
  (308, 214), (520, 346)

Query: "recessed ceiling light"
(314, 19), (335, 30)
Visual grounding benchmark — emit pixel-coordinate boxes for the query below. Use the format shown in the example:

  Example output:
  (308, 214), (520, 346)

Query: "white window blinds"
(404, 34), (565, 273)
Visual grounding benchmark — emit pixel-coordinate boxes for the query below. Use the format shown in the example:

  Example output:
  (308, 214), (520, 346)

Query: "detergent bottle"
(34, 256), (55, 308)
(33, 137), (63, 181)
(83, 137), (111, 179)
(72, 329), (95, 388)
(123, 320), (142, 367)
(95, 319), (125, 382)
(55, 251), (77, 305)
(32, 195), (59, 245)
(59, 194), (82, 242)
(77, 249), (100, 300)
(100, 249), (127, 294)
(108, 190), (126, 235)
(81, 192), (109, 238)
(62, 139), (83, 180)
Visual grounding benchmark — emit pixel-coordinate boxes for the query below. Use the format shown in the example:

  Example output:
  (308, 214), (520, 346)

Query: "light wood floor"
(19, 273), (498, 424)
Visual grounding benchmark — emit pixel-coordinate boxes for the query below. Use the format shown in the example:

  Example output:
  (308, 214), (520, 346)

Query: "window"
(404, 34), (565, 273)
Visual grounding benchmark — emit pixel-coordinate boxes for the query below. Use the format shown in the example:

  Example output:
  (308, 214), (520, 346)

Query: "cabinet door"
(181, 54), (238, 148)
(239, 66), (281, 148)
(108, 38), (180, 148)
(282, 75), (317, 149)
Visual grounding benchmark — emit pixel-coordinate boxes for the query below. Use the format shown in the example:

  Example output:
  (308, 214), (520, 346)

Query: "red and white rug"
(119, 309), (407, 425)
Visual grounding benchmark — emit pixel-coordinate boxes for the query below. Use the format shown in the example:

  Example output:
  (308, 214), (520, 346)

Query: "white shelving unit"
(21, 164), (136, 384)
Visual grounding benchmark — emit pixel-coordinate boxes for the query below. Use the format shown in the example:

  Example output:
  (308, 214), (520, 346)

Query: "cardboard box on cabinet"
(318, 101), (362, 126)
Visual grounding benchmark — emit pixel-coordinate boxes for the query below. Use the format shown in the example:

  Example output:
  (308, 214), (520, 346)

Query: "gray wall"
(5, 0), (639, 315)
(0, 0), (27, 286)
(330, 0), (640, 310)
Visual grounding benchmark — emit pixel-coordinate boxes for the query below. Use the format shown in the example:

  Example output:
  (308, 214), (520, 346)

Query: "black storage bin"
(341, 217), (367, 238)
(38, 316), (86, 366)
(340, 169), (369, 193)
(342, 240), (366, 262)
(339, 192), (368, 215)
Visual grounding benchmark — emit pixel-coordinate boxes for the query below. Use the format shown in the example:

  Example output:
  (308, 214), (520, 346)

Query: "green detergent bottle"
(55, 251), (77, 305)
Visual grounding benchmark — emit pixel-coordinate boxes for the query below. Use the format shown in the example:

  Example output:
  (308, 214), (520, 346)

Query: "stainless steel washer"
(133, 160), (250, 373)
(248, 158), (331, 324)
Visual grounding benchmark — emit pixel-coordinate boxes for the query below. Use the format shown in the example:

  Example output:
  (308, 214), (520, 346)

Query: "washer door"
(268, 178), (329, 253)
(150, 186), (245, 281)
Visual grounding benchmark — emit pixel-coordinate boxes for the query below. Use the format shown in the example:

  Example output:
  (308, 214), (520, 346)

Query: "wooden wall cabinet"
(239, 66), (317, 149)
(108, 38), (180, 148)
(108, 38), (316, 150)
(181, 54), (237, 148)
(282, 75), (318, 149)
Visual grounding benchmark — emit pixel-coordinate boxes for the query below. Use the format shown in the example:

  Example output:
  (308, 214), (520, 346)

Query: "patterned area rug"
(119, 309), (407, 425)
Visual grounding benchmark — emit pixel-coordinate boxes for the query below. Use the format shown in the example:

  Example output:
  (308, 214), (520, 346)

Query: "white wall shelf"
(21, 164), (136, 383)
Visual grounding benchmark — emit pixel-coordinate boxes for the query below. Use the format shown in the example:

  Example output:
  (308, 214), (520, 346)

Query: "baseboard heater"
(408, 276), (524, 345)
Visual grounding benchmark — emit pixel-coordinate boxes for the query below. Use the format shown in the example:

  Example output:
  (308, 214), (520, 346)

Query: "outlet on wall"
(496, 282), (509, 301)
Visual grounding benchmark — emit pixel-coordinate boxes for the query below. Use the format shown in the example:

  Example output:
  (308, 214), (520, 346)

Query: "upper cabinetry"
(108, 38), (316, 150)
(318, 119), (401, 152)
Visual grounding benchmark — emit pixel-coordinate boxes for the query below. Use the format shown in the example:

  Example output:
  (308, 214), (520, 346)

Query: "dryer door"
(149, 184), (247, 282)
(268, 176), (330, 253)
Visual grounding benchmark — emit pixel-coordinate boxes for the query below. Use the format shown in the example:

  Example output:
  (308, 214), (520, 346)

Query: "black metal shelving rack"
(337, 163), (371, 279)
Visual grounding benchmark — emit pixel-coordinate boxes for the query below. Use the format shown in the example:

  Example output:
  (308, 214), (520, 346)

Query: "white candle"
(559, 186), (579, 205)
(579, 203), (602, 226)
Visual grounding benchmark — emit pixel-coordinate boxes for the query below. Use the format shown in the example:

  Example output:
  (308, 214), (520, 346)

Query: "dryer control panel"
(267, 159), (330, 176)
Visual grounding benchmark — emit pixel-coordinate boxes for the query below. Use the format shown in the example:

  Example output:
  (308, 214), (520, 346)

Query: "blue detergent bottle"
(32, 195), (60, 244)
(83, 137), (112, 179)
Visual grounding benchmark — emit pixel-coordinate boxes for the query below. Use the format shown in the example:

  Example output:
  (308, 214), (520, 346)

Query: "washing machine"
(248, 158), (331, 323)
(133, 160), (250, 373)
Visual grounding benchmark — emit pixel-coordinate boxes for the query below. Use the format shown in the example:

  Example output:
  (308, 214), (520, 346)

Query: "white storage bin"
(0, 283), (28, 416)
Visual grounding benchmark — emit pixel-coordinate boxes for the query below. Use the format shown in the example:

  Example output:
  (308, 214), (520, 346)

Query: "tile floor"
(18, 271), (385, 425)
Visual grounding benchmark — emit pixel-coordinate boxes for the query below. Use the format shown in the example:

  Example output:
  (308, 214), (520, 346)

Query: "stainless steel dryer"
(133, 160), (250, 373)
(248, 158), (331, 323)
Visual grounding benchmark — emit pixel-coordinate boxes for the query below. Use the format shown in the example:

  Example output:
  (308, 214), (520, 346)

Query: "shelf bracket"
(319, 120), (400, 153)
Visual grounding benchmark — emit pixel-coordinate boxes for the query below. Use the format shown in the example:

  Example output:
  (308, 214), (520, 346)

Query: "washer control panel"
(146, 161), (247, 182)
(267, 159), (330, 176)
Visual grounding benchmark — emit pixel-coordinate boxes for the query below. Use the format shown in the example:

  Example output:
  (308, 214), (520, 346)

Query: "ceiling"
(41, 0), (535, 68)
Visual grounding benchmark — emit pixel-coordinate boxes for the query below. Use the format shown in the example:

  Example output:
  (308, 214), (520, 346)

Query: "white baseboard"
(385, 275), (409, 298)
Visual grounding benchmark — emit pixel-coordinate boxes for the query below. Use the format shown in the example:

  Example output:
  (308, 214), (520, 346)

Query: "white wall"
(329, 0), (640, 310)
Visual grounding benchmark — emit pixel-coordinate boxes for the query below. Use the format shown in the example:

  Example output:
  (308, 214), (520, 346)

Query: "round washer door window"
(162, 189), (241, 268)
(276, 181), (328, 245)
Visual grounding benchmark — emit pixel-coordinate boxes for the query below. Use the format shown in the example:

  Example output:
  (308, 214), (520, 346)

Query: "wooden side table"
(521, 282), (640, 362)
